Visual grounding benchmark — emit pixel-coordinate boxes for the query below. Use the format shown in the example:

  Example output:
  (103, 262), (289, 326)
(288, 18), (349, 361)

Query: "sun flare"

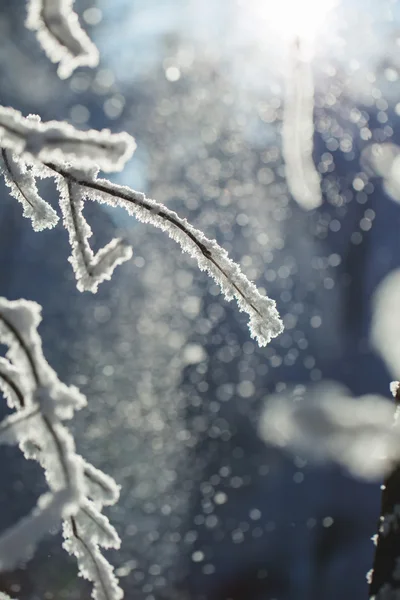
(241, 0), (338, 54)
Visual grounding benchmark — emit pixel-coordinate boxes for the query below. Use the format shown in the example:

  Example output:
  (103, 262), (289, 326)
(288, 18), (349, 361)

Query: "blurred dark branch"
(369, 383), (400, 598)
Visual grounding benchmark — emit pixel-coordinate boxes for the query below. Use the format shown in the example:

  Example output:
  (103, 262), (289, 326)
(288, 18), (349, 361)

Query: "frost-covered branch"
(0, 105), (282, 346)
(0, 357), (26, 408)
(80, 459), (121, 507)
(0, 108), (135, 173)
(26, 0), (99, 79)
(0, 298), (122, 600)
(0, 148), (58, 231)
(64, 503), (122, 600)
(57, 177), (133, 293)
(46, 162), (283, 345)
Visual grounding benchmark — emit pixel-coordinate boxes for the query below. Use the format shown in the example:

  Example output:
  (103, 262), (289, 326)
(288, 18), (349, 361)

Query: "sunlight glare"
(246, 0), (338, 50)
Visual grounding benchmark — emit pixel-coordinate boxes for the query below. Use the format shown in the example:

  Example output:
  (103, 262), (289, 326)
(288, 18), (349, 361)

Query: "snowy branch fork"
(0, 108), (283, 346)
(0, 2), (283, 600)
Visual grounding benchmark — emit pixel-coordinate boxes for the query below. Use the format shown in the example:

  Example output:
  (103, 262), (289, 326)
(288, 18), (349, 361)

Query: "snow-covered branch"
(26, 0), (99, 79)
(64, 506), (123, 600)
(0, 298), (122, 600)
(0, 357), (26, 409)
(0, 105), (282, 345)
(0, 148), (58, 231)
(47, 162), (283, 345)
(0, 108), (135, 173)
(57, 177), (133, 293)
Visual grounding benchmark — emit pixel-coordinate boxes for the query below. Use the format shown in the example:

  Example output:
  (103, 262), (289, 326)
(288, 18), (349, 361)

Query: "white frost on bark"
(79, 458), (121, 508)
(0, 357), (26, 409)
(0, 298), (122, 600)
(0, 105), (282, 345)
(57, 177), (133, 292)
(63, 513), (123, 600)
(0, 148), (58, 231)
(52, 167), (283, 346)
(0, 108), (136, 173)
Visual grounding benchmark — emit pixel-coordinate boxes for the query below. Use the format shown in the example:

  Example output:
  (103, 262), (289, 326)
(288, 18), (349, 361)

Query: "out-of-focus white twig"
(282, 41), (322, 210)
(259, 381), (399, 480)
(26, 0), (99, 79)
